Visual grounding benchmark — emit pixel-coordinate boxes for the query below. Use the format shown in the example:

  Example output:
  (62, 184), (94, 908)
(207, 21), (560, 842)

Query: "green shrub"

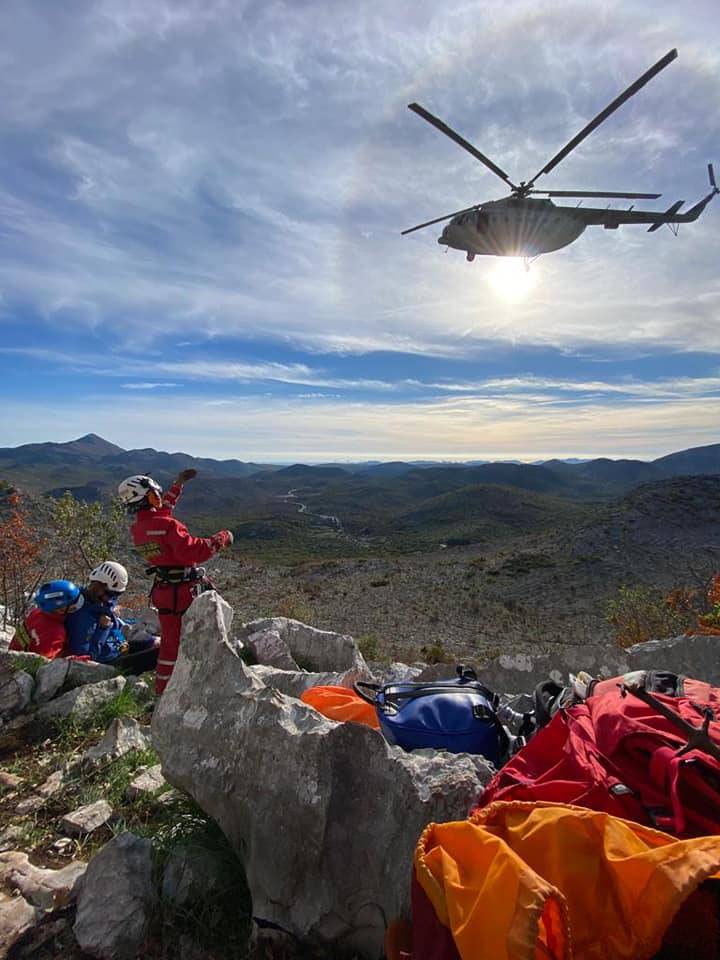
(357, 633), (381, 660)
(606, 584), (694, 649)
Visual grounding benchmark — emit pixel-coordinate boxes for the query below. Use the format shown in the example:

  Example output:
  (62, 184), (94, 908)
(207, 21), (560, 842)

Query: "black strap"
(354, 681), (381, 705)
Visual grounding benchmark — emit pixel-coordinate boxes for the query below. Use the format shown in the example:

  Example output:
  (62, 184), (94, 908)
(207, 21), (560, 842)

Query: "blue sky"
(1, 0), (718, 461)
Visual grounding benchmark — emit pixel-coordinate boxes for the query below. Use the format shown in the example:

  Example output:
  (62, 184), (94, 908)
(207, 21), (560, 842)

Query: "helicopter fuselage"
(438, 197), (585, 257)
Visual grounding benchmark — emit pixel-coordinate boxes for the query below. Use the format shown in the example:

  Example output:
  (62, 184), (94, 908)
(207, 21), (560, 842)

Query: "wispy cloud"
(0, 0), (718, 457)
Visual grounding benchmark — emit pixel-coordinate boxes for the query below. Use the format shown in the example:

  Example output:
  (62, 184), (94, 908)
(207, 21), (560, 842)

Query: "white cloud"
(0, 0), (718, 358)
(1, 388), (717, 461)
(121, 382), (178, 389)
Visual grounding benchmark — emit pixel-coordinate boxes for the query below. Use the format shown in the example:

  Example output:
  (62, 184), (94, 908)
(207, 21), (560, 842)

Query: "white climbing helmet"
(117, 474), (163, 505)
(88, 561), (128, 593)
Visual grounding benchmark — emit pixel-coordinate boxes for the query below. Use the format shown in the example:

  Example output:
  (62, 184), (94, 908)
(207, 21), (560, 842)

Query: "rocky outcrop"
(0, 669), (34, 720)
(35, 676), (126, 722)
(0, 891), (38, 952)
(73, 832), (157, 959)
(0, 851), (86, 911)
(238, 616), (370, 683)
(154, 592), (490, 958)
(416, 634), (720, 692)
(625, 634), (720, 683)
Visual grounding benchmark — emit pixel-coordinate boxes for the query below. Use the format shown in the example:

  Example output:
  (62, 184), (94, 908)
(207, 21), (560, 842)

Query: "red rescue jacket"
(130, 483), (230, 568)
(10, 607), (69, 659)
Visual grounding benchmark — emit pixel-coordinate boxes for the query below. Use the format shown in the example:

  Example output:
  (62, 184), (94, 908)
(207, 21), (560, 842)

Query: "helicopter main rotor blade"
(528, 48), (677, 185)
(401, 204), (479, 236)
(530, 189), (662, 199)
(408, 103), (516, 189)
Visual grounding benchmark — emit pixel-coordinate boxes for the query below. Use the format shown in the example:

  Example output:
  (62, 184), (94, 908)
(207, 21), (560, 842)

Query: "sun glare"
(488, 258), (539, 302)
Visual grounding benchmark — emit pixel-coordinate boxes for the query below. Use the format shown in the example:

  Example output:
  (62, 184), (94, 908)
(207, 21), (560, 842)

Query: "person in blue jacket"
(66, 561), (159, 673)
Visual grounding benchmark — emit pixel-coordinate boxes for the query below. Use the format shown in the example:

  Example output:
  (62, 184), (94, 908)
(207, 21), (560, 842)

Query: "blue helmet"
(35, 580), (84, 614)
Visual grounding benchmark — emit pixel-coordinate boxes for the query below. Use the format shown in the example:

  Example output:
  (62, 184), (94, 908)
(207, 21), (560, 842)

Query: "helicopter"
(402, 49), (718, 261)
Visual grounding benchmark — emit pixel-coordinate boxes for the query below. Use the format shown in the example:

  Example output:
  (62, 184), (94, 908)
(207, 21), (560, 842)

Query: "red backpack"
(473, 672), (720, 838)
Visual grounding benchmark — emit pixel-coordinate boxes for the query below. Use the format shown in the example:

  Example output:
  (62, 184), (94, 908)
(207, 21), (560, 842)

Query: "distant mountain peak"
(64, 434), (126, 456)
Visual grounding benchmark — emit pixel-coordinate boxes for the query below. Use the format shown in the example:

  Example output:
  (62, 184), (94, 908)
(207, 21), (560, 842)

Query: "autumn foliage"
(697, 574), (720, 635)
(0, 491), (47, 627)
(609, 574), (720, 648)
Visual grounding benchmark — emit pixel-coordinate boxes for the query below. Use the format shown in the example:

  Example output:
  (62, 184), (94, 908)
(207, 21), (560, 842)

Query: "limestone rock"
(246, 628), (299, 670)
(65, 660), (118, 691)
(73, 832), (157, 960)
(15, 796), (44, 816)
(0, 850), (86, 911)
(380, 662), (424, 684)
(161, 844), (228, 909)
(82, 717), (151, 766)
(1, 650), (47, 673)
(35, 677), (126, 722)
(0, 670), (34, 719)
(0, 891), (38, 951)
(154, 592), (487, 957)
(248, 664), (363, 698)
(417, 646), (632, 693)
(33, 659), (70, 704)
(61, 799), (112, 836)
(0, 824), (22, 852)
(37, 769), (65, 798)
(626, 634), (720, 682)
(126, 764), (165, 801)
(0, 771), (22, 793)
(239, 616), (369, 677)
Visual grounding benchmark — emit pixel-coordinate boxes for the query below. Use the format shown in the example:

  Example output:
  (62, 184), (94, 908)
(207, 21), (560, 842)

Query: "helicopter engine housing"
(439, 198), (586, 257)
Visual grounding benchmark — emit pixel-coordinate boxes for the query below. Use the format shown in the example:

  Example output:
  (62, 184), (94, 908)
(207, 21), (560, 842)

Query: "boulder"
(73, 832), (157, 959)
(81, 717), (151, 766)
(379, 662), (424, 684)
(417, 646), (632, 693)
(0, 850), (86, 911)
(35, 677), (126, 722)
(239, 617), (369, 678)
(154, 593), (488, 957)
(0, 891), (38, 951)
(0, 670), (34, 719)
(248, 664), (364, 699)
(246, 628), (299, 671)
(33, 658), (70, 704)
(126, 764), (165, 801)
(1, 650), (47, 673)
(65, 660), (118, 691)
(161, 844), (229, 910)
(626, 634), (720, 682)
(60, 799), (112, 836)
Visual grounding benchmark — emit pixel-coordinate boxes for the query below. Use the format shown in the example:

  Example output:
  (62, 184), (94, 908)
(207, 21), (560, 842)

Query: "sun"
(487, 258), (539, 303)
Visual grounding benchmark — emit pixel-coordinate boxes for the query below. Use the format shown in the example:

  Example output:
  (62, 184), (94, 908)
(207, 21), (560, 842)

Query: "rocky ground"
(214, 491), (719, 665)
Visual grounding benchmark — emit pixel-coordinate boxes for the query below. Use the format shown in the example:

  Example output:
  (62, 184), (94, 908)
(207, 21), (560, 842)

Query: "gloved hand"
(175, 468), (198, 485)
(211, 529), (234, 551)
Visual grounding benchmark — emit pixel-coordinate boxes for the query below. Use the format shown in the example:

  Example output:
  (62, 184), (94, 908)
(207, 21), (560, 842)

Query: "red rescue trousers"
(152, 581), (196, 695)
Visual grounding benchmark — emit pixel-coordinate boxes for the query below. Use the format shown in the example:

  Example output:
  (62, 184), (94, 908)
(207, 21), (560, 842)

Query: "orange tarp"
(300, 685), (380, 730)
(414, 801), (720, 960)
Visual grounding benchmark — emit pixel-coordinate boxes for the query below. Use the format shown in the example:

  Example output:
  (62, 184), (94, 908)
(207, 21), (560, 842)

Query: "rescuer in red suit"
(118, 470), (233, 695)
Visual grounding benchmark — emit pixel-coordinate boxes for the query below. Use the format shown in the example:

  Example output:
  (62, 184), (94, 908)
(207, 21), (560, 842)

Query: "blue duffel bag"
(355, 666), (509, 766)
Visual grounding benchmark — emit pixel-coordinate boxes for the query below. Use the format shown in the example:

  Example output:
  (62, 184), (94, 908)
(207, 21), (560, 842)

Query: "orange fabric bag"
(413, 801), (720, 960)
(300, 685), (381, 730)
